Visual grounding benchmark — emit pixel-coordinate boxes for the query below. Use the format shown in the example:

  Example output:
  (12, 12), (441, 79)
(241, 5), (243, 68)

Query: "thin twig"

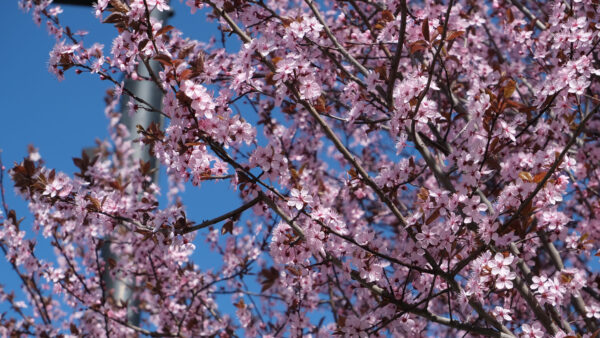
(179, 196), (261, 234)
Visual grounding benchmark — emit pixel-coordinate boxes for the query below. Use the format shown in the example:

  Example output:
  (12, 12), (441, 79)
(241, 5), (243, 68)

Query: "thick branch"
(509, 0), (547, 30)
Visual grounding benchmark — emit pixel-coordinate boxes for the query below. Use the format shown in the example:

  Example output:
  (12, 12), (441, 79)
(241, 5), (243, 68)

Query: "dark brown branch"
(386, 0), (407, 108)
(179, 196), (262, 234)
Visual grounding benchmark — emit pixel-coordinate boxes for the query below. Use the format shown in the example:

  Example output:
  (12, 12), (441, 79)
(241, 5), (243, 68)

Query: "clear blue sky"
(0, 0), (247, 324)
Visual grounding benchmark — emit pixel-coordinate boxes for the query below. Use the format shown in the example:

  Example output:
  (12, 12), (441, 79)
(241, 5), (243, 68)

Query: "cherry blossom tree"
(2, 0), (600, 336)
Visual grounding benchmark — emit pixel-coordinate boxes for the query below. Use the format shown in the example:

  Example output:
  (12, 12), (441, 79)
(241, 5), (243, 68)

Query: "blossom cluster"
(3, 0), (600, 336)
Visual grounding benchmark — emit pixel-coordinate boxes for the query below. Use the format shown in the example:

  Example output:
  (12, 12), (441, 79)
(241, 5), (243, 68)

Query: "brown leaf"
(422, 19), (430, 41)
(506, 8), (514, 23)
(153, 54), (172, 67)
(271, 56), (282, 65)
(518, 171), (533, 182)
(518, 104), (537, 113)
(179, 68), (193, 81)
(348, 168), (358, 179)
(24, 159), (35, 176)
(504, 99), (527, 109)
(138, 39), (149, 51)
(103, 12), (126, 24)
(314, 95), (328, 113)
(374, 65), (387, 81)
(86, 196), (102, 212)
(425, 208), (441, 225)
(289, 167), (299, 181)
(109, 0), (130, 13)
(259, 267), (279, 292)
(286, 265), (302, 277)
(381, 10), (394, 22)
(559, 272), (574, 284)
(409, 157), (415, 168)
(70, 324), (80, 335)
(234, 299), (246, 309)
(107, 258), (117, 269)
(223, 0), (236, 13)
(446, 30), (465, 41)
(417, 187), (429, 201)
(139, 160), (152, 176)
(532, 171), (547, 184)
(409, 40), (428, 54)
(265, 72), (276, 86)
(373, 22), (385, 30)
(221, 220), (234, 235)
(503, 79), (516, 99)
(156, 25), (174, 37)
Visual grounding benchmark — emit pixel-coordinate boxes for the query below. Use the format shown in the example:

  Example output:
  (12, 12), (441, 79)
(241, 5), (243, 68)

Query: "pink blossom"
(568, 76), (590, 95)
(287, 188), (313, 210)
(492, 306), (512, 322)
(521, 323), (544, 338)
(586, 304), (600, 319)
(490, 253), (514, 276)
(495, 271), (516, 290)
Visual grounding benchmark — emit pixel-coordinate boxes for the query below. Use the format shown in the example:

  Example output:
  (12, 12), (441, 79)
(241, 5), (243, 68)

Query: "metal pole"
(53, 0), (169, 326)
(102, 7), (169, 325)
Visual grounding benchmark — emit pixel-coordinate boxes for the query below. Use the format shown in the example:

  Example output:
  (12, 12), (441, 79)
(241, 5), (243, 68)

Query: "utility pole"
(104, 7), (169, 324)
(53, 0), (169, 326)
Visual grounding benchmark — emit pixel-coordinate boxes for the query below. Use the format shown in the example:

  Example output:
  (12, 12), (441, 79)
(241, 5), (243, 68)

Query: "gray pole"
(103, 8), (169, 327)
(52, 0), (169, 327)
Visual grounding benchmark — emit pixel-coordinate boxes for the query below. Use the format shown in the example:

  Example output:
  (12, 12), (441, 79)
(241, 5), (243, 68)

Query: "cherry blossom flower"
(492, 306), (512, 322)
(490, 253), (514, 277)
(495, 271), (516, 290)
(521, 323), (544, 338)
(568, 76), (590, 95)
(586, 304), (600, 319)
(287, 188), (313, 210)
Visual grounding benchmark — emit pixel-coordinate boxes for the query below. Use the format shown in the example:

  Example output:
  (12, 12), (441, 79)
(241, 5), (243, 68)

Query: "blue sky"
(0, 0), (250, 327)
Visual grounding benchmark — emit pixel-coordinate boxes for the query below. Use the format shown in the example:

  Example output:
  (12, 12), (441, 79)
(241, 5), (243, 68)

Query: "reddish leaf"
(259, 267), (279, 292)
(138, 39), (149, 51)
(446, 30), (465, 41)
(286, 265), (302, 277)
(234, 299), (246, 309)
(221, 219), (234, 235)
(153, 54), (172, 67)
(506, 8), (514, 23)
(518, 171), (533, 182)
(422, 18), (430, 41)
(381, 10), (394, 22)
(86, 196), (102, 212)
(179, 68), (193, 81)
(109, 0), (130, 13)
(156, 25), (174, 37)
(103, 12), (126, 24)
(409, 40), (428, 54)
(532, 171), (547, 184)
(425, 208), (441, 225)
(417, 187), (429, 201)
(70, 324), (80, 335)
(503, 79), (516, 98)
